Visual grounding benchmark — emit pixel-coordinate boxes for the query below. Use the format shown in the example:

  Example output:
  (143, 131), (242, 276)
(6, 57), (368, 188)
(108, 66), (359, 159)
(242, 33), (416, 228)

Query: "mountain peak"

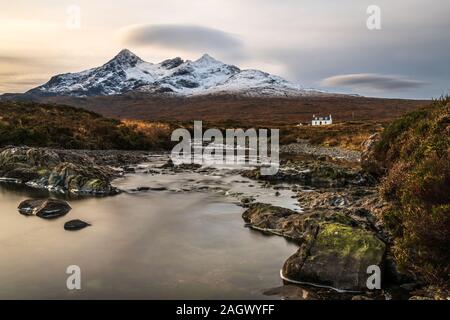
(195, 53), (221, 64)
(107, 49), (143, 67)
(116, 48), (138, 57)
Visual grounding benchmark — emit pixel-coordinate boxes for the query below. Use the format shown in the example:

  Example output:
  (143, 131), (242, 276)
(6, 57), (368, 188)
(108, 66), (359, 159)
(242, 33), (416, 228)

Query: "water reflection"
(0, 169), (298, 299)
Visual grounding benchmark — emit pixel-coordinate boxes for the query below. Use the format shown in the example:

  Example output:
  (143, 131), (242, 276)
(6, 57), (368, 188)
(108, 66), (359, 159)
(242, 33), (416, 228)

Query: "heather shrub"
(377, 96), (450, 286)
(0, 101), (172, 150)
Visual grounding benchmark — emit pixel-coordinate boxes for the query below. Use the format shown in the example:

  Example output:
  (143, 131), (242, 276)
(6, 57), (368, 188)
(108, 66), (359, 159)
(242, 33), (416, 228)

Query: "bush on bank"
(374, 96), (449, 286)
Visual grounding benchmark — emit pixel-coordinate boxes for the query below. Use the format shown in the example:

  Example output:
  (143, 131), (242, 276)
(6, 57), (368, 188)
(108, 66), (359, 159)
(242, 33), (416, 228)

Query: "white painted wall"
(311, 115), (332, 126)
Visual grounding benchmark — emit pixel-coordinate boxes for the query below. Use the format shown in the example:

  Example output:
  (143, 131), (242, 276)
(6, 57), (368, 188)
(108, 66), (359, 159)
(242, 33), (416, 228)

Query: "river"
(0, 155), (299, 299)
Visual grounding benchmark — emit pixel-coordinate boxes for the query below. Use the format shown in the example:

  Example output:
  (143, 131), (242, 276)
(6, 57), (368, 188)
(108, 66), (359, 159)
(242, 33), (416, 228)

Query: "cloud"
(0, 53), (85, 94)
(0, 55), (31, 64)
(0, 75), (47, 93)
(321, 73), (427, 91)
(121, 24), (245, 59)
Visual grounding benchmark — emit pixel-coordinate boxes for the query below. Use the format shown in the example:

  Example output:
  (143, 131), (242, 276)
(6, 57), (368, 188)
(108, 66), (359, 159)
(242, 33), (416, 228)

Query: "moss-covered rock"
(243, 202), (386, 291)
(282, 222), (386, 291)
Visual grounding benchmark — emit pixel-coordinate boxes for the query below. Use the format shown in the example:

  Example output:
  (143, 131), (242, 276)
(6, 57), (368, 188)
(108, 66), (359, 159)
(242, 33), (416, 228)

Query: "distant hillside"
(5, 93), (429, 125)
(0, 101), (172, 150)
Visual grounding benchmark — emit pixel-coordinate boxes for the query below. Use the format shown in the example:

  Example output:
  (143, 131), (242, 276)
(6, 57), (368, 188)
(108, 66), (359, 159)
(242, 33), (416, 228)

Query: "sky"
(0, 0), (449, 99)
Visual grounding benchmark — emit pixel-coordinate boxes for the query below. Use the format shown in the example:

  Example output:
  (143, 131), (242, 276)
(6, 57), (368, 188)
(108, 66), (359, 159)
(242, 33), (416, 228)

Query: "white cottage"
(312, 114), (332, 126)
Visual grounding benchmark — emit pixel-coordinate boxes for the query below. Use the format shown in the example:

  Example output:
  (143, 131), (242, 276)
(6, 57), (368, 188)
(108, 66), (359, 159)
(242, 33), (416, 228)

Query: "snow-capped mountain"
(27, 49), (325, 97)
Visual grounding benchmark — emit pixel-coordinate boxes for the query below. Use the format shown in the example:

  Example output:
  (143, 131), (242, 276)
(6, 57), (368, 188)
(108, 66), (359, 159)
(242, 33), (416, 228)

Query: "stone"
(243, 202), (386, 291)
(47, 162), (115, 194)
(0, 147), (117, 195)
(18, 199), (45, 216)
(18, 199), (71, 219)
(64, 219), (91, 231)
(242, 203), (357, 240)
(282, 223), (386, 291)
(361, 133), (386, 177)
(149, 186), (168, 191)
(123, 166), (136, 173)
(160, 159), (175, 169)
(136, 186), (150, 191)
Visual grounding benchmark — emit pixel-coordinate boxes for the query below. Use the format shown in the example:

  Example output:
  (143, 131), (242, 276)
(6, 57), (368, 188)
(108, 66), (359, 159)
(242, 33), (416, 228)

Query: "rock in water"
(243, 203), (386, 291)
(160, 159), (174, 169)
(64, 219), (91, 231)
(18, 199), (71, 219)
(282, 223), (385, 291)
(0, 146), (117, 195)
(18, 199), (43, 216)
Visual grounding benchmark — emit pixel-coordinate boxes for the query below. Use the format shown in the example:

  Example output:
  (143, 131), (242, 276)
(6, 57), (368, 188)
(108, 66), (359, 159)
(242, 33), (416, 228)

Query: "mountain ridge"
(25, 49), (329, 98)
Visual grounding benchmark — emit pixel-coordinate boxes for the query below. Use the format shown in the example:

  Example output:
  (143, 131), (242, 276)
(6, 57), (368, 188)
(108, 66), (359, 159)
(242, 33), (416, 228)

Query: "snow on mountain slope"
(201, 69), (323, 97)
(136, 53), (242, 95)
(27, 49), (325, 97)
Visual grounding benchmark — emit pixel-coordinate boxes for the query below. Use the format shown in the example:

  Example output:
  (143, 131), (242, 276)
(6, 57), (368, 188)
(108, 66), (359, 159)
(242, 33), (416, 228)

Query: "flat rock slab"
(64, 219), (91, 231)
(18, 199), (71, 219)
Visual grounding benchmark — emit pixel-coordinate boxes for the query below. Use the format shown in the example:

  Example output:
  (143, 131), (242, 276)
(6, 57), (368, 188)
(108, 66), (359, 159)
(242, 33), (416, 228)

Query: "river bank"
(238, 141), (448, 300)
(0, 146), (151, 195)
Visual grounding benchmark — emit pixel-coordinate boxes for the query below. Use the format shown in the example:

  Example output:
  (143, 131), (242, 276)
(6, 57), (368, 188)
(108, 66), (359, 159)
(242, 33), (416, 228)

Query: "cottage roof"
(313, 115), (331, 121)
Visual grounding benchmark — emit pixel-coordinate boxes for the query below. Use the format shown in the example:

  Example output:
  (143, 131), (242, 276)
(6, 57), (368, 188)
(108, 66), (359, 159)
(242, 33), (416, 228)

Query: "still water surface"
(0, 161), (299, 299)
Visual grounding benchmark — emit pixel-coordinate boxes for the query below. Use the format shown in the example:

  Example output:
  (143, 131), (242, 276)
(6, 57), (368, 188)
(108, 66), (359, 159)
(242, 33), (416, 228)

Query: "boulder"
(361, 133), (386, 177)
(160, 159), (175, 169)
(242, 203), (356, 240)
(64, 219), (91, 231)
(282, 223), (385, 291)
(18, 199), (44, 216)
(18, 198), (71, 219)
(243, 203), (386, 291)
(47, 162), (115, 194)
(242, 203), (305, 239)
(0, 147), (117, 195)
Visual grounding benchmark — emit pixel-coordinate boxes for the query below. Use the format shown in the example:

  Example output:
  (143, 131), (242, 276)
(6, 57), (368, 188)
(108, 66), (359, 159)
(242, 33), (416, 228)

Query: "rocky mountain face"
(26, 49), (326, 98)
